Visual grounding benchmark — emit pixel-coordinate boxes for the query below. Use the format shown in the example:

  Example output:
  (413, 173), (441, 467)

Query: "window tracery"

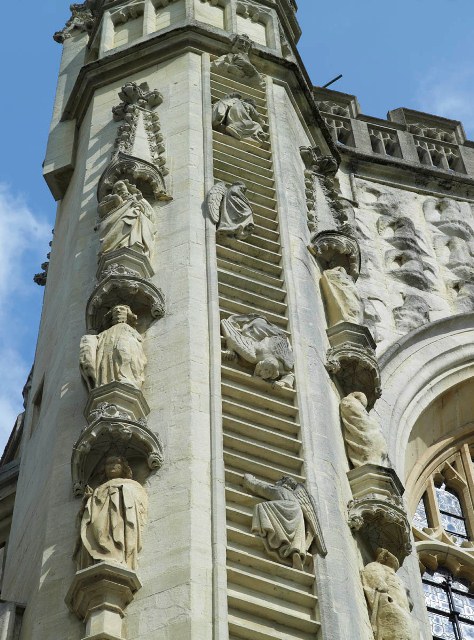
(423, 568), (474, 639)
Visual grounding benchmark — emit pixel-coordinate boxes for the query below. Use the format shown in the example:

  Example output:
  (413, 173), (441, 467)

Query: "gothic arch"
(375, 312), (474, 482)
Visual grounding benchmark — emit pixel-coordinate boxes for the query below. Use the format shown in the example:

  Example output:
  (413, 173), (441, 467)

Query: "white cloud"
(0, 184), (50, 450)
(416, 67), (474, 139)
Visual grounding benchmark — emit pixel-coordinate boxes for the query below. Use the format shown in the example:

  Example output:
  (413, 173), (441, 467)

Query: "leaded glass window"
(423, 569), (474, 639)
(435, 483), (468, 544)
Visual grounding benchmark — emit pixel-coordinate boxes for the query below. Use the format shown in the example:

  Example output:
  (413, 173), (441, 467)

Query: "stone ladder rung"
(214, 139), (274, 171)
(217, 257), (283, 288)
(216, 245), (282, 279)
(223, 431), (303, 475)
(240, 232), (282, 255)
(210, 75), (267, 103)
(223, 433), (303, 471)
(217, 236), (281, 264)
(216, 245), (282, 278)
(213, 131), (273, 162)
(228, 586), (320, 635)
(227, 565), (318, 610)
(222, 399), (299, 434)
(222, 416), (302, 453)
(224, 450), (305, 482)
(218, 269), (286, 302)
(214, 153), (275, 183)
(221, 381), (297, 418)
(251, 213), (279, 233)
(227, 503), (254, 527)
(227, 544), (315, 587)
(251, 201), (279, 222)
(247, 222), (280, 244)
(215, 167), (277, 201)
(218, 283), (287, 316)
(219, 303), (288, 330)
(221, 367), (296, 404)
(228, 611), (318, 640)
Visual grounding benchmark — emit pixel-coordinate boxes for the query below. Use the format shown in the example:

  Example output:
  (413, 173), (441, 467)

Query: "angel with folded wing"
(243, 474), (327, 570)
(221, 313), (295, 388)
(206, 182), (255, 239)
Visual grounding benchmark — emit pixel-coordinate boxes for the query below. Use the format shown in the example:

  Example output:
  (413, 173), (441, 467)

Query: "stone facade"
(2, 1), (474, 639)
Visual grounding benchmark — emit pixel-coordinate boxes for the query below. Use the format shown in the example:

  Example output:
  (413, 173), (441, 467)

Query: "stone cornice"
(62, 22), (338, 159)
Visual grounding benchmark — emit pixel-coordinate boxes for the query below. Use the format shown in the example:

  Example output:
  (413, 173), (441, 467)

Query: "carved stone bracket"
(65, 562), (141, 640)
(347, 464), (412, 564)
(97, 248), (154, 281)
(72, 412), (164, 496)
(98, 152), (171, 203)
(326, 323), (381, 409)
(84, 384), (150, 423)
(309, 230), (361, 280)
(86, 273), (165, 332)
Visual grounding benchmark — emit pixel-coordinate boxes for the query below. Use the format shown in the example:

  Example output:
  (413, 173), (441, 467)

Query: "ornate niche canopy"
(86, 272), (165, 332)
(309, 230), (361, 281)
(98, 152), (171, 203)
(326, 322), (381, 410)
(71, 402), (164, 497)
(347, 464), (412, 564)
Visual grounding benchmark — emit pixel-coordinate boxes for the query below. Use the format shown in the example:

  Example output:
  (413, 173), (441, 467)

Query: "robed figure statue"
(74, 456), (148, 571)
(212, 93), (266, 143)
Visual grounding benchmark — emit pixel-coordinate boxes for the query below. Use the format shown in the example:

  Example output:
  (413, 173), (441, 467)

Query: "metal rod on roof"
(322, 74), (343, 89)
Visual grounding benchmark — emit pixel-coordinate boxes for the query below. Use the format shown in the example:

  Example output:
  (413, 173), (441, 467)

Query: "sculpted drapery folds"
(74, 456), (148, 571)
(361, 549), (417, 640)
(97, 180), (156, 258)
(243, 474), (326, 570)
(80, 304), (146, 391)
(320, 265), (364, 327)
(212, 93), (266, 144)
(206, 181), (255, 239)
(340, 392), (389, 468)
(221, 313), (295, 388)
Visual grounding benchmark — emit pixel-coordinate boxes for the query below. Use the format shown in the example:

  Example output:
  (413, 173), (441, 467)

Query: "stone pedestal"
(65, 563), (141, 640)
(347, 464), (412, 564)
(85, 383), (150, 423)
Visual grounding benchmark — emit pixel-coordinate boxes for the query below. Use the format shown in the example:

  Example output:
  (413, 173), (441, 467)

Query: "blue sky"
(0, 0), (473, 451)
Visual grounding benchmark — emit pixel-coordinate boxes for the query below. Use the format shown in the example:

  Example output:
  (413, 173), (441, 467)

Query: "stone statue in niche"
(96, 180), (156, 258)
(393, 294), (430, 334)
(243, 474), (326, 570)
(340, 392), (388, 468)
(206, 182), (255, 239)
(212, 93), (266, 144)
(320, 266), (364, 327)
(212, 34), (263, 86)
(80, 304), (146, 391)
(74, 455), (148, 571)
(221, 314), (295, 388)
(361, 548), (417, 640)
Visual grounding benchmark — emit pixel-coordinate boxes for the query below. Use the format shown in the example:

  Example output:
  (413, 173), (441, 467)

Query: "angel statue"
(96, 180), (156, 258)
(206, 182), (255, 239)
(80, 304), (146, 391)
(212, 93), (266, 144)
(243, 474), (327, 570)
(221, 313), (295, 388)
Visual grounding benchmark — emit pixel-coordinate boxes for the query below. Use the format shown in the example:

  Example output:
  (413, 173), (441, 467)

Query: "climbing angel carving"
(206, 181), (255, 239)
(221, 313), (295, 388)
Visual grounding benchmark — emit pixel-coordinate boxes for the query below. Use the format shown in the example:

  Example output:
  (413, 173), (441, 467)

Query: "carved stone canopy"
(309, 231), (361, 281)
(84, 384), (150, 423)
(326, 323), (381, 410)
(347, 464), (412, 565)
(71, 413), (164, 497)
(97, 247), (154, 281)
(98, 152), (171, 203)
(86, 273), (165, 332)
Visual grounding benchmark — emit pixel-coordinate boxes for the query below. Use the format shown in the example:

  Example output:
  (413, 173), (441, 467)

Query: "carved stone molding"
(84, 384), (150, 424)
(300, 147), (339, 233)
(326, 323), (381, 409)
(86, 273), (165, 332)
(53, 3), (95, 43)
(72, 414), (164, 496)
(309, 230), (361, 280)
(65, 562), (141, 640)
(97, 248), (154, 281)
(347, 464), (412, 564)
(98, 152), (171, 203)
